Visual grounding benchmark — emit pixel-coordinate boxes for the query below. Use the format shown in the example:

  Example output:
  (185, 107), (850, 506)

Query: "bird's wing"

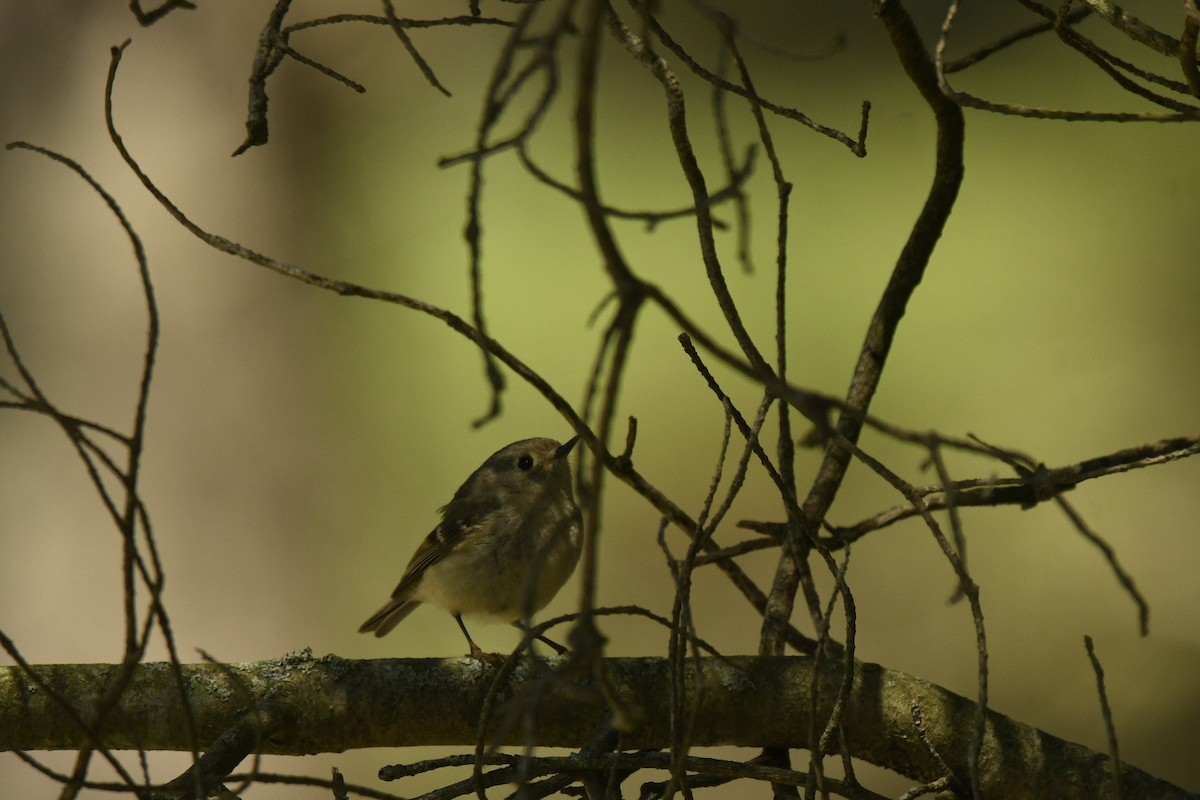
(359, 495), (500, 636)
(388, 511), (487, 600)
(358, 521), (459, 636)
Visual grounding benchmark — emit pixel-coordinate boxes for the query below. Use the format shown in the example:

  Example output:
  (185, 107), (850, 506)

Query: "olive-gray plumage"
(358, 437), (582, 657)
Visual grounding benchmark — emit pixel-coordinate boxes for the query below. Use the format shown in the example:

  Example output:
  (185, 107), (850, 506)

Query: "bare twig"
(3, 139), (204, 798)
(1084, 635), (1123, 799)
(942, 5), (1092, 73)
(1182, 1), (1200, 97)
(129, 0), (195, 26)
(1076, 0), (1191, 57)
(382, 0), (452, 96)
(235, 6), (509, 155)
(938, 0), (1200, 121)
(626, 0), (868, 155)
(516, 140), (756, 230)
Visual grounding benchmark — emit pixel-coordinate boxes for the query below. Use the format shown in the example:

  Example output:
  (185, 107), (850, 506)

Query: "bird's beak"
(555, 436), (579, 459)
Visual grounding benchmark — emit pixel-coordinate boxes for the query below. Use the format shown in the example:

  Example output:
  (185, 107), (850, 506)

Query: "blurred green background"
(1, 1), (1197, 797)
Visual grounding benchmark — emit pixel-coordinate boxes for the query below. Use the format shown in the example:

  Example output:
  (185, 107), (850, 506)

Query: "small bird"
(359, 436), (582, 660)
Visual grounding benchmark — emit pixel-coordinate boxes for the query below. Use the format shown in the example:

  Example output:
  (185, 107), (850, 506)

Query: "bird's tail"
(358, 598), (420, 637)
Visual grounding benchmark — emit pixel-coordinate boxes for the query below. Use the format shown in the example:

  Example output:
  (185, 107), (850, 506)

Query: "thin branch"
(1076, 0), (1191, 57)
(515, 140), (755, 230)
(1182, 1), (1200, 98)
(604, 5), (771, 375)
(939, 0), (1200, 121)
(1084, 635), (1123, 800)
(129, 0), (195, 26)
(233, 0), (294, 155)
(283, 13), (512, 35)
(942, 5), (1092, 72)
(456, 2), (550, 426)
(710, 44), (754, 272)
(626, 0), (868, 156)
(827, 435), (1200, 541)
(234, 6), (509, 155)
(382, 0), (452, 96)
(3, 140), (204, 797)
(1057, 497), (1150, 635)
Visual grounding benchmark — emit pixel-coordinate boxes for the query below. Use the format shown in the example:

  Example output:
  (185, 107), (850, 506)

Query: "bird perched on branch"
(359, 436), (582, 660)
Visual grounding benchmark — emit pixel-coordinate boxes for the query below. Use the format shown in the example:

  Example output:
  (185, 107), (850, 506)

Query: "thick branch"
(0, 654), (1192, 799)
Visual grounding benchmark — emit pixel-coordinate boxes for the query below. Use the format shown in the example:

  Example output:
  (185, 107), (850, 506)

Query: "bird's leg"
(455, 614), (499, 663)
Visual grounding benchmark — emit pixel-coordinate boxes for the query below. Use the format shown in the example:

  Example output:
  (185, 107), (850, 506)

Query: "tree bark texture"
(1, 653), (1192, 800)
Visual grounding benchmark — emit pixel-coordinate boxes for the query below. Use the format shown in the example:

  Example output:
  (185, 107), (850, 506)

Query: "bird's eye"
(517, 454), (535, 471)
